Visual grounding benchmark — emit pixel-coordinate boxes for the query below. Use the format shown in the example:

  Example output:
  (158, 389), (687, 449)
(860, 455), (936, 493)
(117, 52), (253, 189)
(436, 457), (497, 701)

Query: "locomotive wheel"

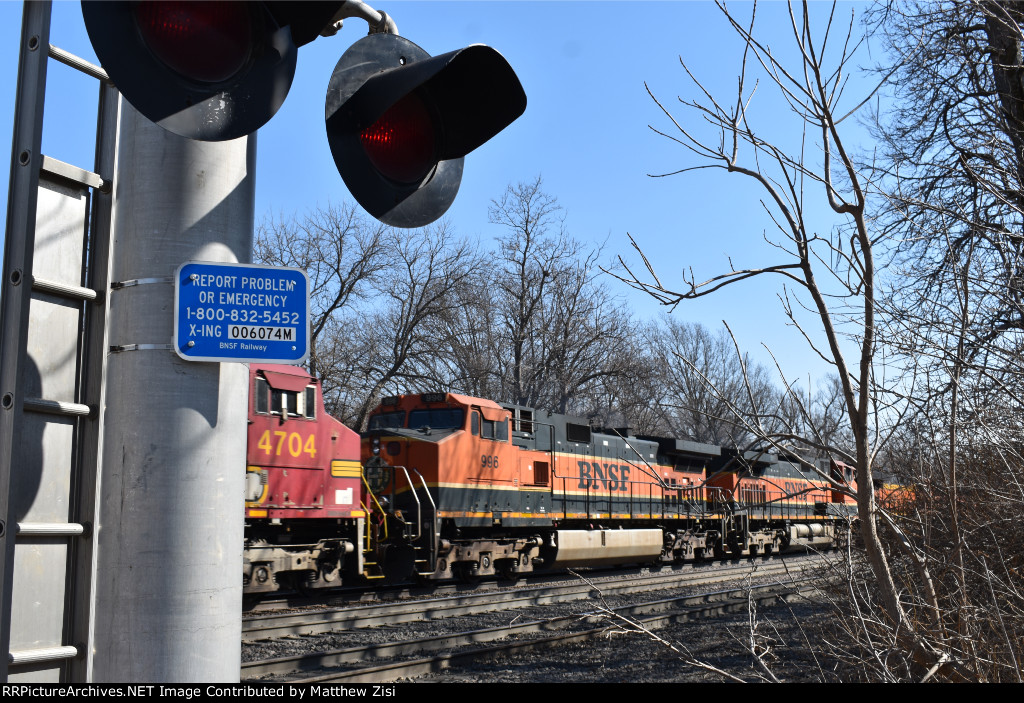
(294, 571), (317, 595)
(497, 560), (519, 583)
(453, 562), (482, 585)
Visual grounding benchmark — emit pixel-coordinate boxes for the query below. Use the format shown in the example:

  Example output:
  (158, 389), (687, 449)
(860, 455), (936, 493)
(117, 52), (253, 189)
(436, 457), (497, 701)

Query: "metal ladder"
(360, 497), (387, 581)
(0, 2), (117, 682)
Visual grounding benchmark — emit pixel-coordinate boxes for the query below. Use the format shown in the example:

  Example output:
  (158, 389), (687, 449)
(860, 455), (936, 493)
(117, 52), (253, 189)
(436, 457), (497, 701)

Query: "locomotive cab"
(363, 393), (565, 526)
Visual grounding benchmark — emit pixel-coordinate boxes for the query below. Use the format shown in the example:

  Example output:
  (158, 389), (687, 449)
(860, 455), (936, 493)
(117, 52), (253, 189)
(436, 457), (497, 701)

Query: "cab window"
(255, 377), (269, 414)
(368, 411), (405, 430)
(271, 389), (301, 417)
(482, 418), (508, 441)
(305, 385), (317, 419)
(408, 408), (465, 430)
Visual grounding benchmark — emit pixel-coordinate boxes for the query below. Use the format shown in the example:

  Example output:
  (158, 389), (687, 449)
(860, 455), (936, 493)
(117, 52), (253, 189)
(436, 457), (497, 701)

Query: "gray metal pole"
(90, 101), (253, 682)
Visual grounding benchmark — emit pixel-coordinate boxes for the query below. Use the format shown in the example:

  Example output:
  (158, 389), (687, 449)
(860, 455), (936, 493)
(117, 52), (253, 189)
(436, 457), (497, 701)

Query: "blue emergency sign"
(173, 261), (310, 364)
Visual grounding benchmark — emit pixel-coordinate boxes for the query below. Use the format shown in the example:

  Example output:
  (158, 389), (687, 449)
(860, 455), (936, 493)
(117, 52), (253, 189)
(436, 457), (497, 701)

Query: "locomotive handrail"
(520, 419), (558, 479)
(554, 469), (714, 522)
(390, 465), (437, 544)
(706, 486), (737, 517)
(246, 541), (337, 549)
(361, 475), (391, 540)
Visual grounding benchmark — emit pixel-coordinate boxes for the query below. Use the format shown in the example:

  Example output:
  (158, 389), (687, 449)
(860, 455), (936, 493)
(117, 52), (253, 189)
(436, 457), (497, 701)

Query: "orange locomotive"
(361, 392), (858, 583)
(241, 372), (863, 593)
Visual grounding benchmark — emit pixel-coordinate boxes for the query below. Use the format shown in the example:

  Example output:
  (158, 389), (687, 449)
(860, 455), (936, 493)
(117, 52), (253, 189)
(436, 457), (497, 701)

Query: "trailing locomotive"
(241, 366), (866, 594)
(361, 392), (858, 583)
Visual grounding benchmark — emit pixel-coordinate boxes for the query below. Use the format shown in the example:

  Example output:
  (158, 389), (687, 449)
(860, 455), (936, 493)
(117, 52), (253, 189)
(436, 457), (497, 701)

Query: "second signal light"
(325, 34), (527, 228)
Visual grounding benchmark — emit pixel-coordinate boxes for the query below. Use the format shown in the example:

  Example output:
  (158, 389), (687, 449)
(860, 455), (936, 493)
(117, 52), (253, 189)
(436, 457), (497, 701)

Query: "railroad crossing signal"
(81, 1), (527, 227)
(81, 1), (344, 141)
(325, 34), (527, 227)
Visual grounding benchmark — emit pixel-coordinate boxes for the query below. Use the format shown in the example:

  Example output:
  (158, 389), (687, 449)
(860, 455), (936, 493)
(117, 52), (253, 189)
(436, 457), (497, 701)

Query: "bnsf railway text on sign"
(174, 261), (310, 364)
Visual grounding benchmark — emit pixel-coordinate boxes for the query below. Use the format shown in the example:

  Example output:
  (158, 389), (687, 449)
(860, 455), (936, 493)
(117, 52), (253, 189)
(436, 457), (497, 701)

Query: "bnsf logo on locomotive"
(577, 460), (631, 491)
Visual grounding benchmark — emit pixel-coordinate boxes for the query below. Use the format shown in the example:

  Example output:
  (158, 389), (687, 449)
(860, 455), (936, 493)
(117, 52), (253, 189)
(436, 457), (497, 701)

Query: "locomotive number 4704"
(256, 430), (317, 459)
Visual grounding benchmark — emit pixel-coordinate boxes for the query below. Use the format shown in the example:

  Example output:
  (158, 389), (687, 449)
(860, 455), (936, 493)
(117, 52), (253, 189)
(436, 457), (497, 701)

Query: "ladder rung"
(23, 397), (92, 417)
(40, 154), (107, 191)
(17, 522), (86, 537)
(9, 645), (78, 665)
(32, 275), (98, 301)
(48, 44), (109, 83)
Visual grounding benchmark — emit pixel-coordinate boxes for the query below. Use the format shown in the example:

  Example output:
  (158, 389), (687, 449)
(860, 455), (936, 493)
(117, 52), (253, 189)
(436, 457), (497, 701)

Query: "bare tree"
(347, 222), (483, 430)
(488, 176), (576, 408)
(614, 0), (968, 679)
(255, 202), (388, 380)
(432, 177), (635, 414)
(541, 246), (635, 414)
(652, 319), (778, 447)
(256, 206), (485, 430)
(862, 0), (1024, 679)
(868, 0), (1024, 333)
(414, 273), (504, 400)
(573, 346), (673, 436)
(313, 314), (370, 427)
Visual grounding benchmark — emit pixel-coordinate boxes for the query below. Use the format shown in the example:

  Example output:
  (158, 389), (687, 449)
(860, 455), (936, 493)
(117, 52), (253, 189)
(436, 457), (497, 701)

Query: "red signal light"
(360, 94), (437, 184)
(84, 1), (346, 141)
(326, 34), (526, 227)
(134, 1), (253, 84)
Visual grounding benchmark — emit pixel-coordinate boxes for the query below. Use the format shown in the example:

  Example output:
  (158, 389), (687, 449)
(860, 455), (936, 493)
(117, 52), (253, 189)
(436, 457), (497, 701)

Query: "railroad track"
(243, 570), (572, 615)
(242, 555), (823, 681)
(242, 556), (817, 641)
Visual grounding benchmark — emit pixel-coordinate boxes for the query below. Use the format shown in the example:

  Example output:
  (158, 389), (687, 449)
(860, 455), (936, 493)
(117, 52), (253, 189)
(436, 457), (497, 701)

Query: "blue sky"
(1, 1), (877, 391)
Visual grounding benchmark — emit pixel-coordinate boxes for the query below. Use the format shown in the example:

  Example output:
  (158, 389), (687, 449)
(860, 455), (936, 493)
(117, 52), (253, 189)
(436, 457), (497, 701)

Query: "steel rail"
(243, 557), (819, 641)
(242, 581), (815, 682)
